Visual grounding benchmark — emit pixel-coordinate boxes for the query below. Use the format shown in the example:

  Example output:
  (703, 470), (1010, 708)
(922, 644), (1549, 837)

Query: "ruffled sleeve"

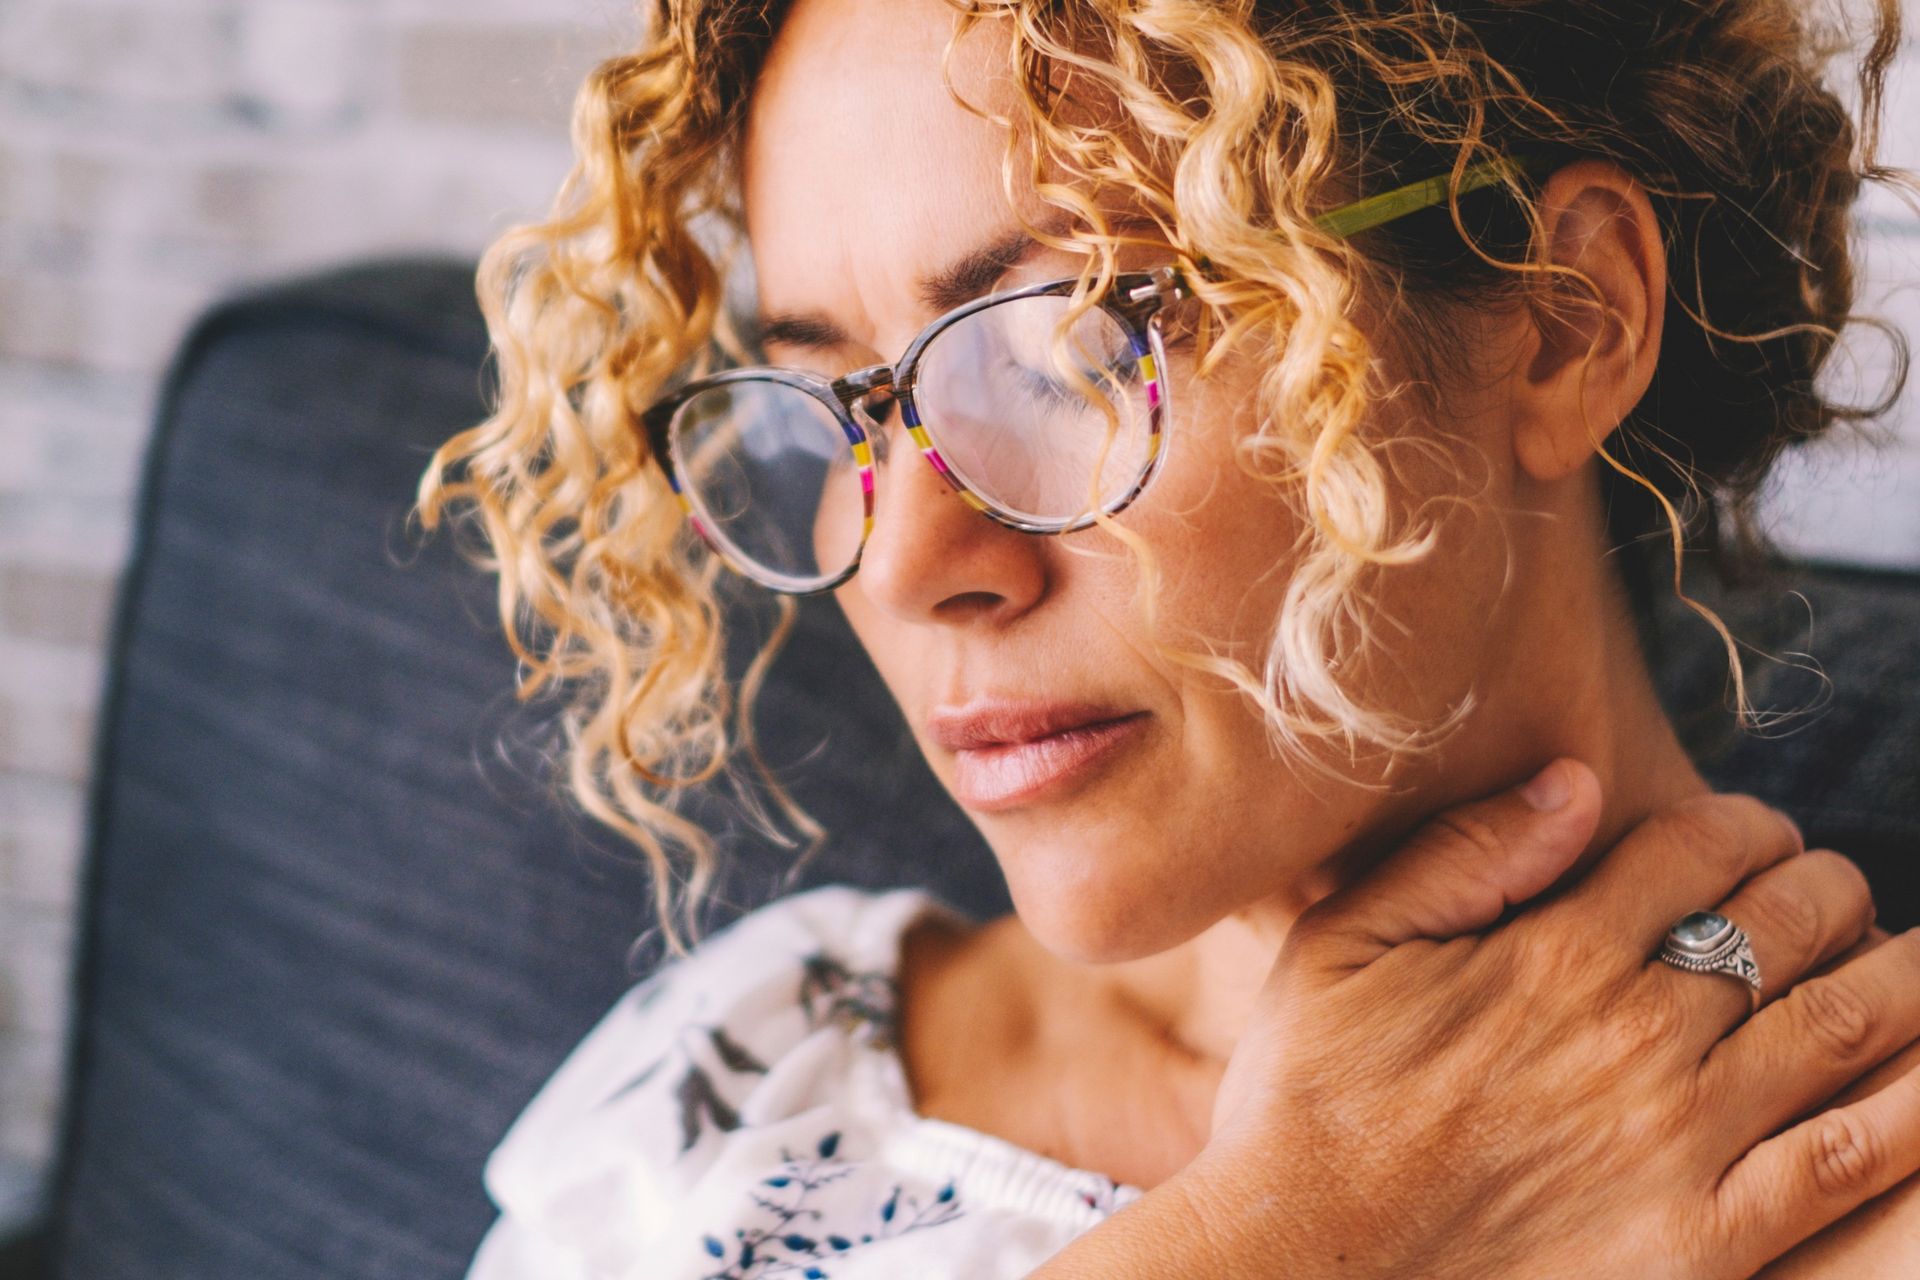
(465, 885), (955, 1279)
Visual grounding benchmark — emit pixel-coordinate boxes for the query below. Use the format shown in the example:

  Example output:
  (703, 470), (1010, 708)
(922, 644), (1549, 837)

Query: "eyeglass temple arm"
(1133, 152), (1550, 298)
(1315, 152), (1551, 240)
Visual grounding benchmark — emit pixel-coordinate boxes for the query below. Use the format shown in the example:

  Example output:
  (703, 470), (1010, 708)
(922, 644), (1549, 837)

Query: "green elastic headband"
(1314, 153), (1551, 239)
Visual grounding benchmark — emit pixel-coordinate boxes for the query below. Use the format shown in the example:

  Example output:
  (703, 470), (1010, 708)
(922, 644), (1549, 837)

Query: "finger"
(1749, 1166), (1920, 1280)
(1811, 923), (1896, 983)
(1711, 1058), (1920, 1279)
(1294, 757), (1602, 973)
(1703, 927), (1920, 1153)
(1823, 1033), (1920, 1114)
(1809, 928), (1917, 1115)
(1652, 849), (1875, 1046)
(1543, 792), (1804, 967)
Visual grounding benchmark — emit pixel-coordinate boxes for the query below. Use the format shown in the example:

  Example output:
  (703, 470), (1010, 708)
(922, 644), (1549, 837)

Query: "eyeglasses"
(639, 154), (1545, 595)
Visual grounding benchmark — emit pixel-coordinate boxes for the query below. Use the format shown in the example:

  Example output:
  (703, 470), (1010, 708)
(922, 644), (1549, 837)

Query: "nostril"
(932, 590), (1009, 622)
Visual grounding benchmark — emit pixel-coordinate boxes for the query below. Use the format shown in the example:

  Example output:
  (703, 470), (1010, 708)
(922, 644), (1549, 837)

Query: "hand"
(1755, 927), (1920, 1278)
(1034, 759), (1920, 1278)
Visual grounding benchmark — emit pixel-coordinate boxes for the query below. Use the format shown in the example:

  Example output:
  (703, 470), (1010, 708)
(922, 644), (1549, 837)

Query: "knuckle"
(1509, 915), (1607, 997)
(1648, 798), (1754, 880)
(1871, 928), (1920, 988)
(1713, 791), (1805, 855)
(1739, 873), (1823, 962)
(1601, 1072), (1698, 1156)
(1664, 792), (1802, 875)
(1803, 849), (1877, 937)
(1810, 847), (1874, 902)
(1788, 975), (1879, 1062)
(1597, 977), (1689, 1065)
(1425, 809), (1509, 863)
(1807, 1108), (1884, 1199)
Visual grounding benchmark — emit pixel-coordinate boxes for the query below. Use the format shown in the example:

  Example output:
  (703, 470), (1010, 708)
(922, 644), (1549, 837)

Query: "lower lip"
(948, 713), (1150, 812)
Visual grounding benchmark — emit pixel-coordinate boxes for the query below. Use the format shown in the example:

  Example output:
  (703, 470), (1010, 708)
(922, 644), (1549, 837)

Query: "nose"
(851, 412), (1048, 626)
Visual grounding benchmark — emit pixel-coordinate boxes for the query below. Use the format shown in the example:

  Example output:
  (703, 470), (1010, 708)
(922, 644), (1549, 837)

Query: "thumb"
(1298, 757), (1602, 974)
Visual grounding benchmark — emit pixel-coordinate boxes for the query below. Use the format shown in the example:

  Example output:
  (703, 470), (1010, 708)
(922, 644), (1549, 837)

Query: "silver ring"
(1657, 910), (1763, 1008)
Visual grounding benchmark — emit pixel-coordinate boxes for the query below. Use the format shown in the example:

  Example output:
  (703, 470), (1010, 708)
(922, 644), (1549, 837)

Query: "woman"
(417, 0), (1920, 1274)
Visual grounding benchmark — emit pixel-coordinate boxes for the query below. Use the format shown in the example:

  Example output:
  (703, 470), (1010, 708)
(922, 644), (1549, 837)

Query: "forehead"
(740, 0), (1027, 339)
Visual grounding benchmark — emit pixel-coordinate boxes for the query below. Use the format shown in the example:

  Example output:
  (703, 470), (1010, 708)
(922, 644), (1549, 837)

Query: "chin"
(993, 830), (1227, 965)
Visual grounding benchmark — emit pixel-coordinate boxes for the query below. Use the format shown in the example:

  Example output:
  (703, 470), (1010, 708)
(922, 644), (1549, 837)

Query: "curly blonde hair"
(414, 0), (1910, 953)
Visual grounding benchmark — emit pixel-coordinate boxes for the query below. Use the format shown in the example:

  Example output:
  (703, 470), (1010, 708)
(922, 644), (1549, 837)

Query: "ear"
(1509, 159), (1667, 485)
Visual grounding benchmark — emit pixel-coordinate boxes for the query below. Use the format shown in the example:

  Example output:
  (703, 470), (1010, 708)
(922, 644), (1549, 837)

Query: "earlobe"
(1508, 160), (1667, 487)
(1512, 374), (1592, 483)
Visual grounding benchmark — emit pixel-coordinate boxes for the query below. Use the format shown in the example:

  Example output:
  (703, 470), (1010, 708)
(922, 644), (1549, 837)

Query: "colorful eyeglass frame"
(639, 153), (1548, 595)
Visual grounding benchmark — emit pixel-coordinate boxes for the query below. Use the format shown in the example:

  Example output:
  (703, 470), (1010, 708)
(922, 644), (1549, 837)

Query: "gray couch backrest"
(42, 258), (1917, 1279)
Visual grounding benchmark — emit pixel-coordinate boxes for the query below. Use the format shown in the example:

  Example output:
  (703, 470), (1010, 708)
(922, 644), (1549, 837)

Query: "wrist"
(1166, 1140), (1304, 1280)
(1026, 1150), (1284, 1280)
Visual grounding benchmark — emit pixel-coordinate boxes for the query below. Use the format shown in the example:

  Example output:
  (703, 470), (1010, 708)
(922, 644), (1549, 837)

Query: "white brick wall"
(0, 0), (635, 1190)
(0, 0), (1915, 1212)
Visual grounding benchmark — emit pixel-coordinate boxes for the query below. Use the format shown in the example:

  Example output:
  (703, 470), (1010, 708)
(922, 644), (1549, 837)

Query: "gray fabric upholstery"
(1648, 563), (1920, 910)
(40, 258), (1916, 1279)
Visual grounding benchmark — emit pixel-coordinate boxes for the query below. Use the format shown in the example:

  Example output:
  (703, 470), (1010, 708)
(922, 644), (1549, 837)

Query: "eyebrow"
(753, 224), (1044, 352)
(920, 225), (1040, 313)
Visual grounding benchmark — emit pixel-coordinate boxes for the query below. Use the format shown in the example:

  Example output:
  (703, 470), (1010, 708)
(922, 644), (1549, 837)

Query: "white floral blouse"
(465, 885), (1144, 1279)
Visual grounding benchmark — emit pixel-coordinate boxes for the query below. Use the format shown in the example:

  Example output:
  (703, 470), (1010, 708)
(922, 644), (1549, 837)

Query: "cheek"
(1097, 347), (1513, 767)
(1107, 356), (1311, 664)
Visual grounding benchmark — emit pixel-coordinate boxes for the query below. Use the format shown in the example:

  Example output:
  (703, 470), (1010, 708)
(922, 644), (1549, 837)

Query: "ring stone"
(1657, 909), (1763, 1001)
(1667, 910), (1735, 953)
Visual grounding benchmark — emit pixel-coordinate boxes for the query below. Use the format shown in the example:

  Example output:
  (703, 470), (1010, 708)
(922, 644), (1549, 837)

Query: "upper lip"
(926, 701), (1143, 751)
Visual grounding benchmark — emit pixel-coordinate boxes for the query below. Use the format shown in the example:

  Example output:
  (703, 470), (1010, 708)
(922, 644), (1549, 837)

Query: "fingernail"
(1521, 760), (1571, 811)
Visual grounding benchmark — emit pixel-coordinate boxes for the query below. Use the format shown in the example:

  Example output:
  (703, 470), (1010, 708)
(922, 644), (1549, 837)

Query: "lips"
(926, 702), (1142, 751)
(928, 702), (1150, 811)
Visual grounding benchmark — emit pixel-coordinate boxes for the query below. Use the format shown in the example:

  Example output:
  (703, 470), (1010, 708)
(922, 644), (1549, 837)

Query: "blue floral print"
(607, 943), (966, 1276)
(699, 1130), (964, 1279)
